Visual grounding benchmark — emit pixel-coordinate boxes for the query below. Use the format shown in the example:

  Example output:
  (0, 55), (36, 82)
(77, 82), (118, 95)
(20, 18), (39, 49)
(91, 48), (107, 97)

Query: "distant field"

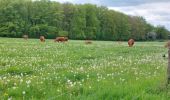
(0, 38), (169, 99)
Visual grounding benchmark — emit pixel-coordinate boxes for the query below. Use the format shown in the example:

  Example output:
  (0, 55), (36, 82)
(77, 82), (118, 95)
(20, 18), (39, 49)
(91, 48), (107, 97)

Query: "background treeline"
(0, 0), (169, 41)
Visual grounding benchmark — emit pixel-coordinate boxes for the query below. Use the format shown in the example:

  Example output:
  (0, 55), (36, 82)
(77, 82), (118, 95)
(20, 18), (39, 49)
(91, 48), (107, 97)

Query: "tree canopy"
(0, 0), (169, 40)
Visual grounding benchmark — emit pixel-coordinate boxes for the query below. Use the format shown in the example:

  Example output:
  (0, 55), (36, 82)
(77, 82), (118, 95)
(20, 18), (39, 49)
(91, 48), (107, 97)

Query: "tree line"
(0, 0), (169, 41)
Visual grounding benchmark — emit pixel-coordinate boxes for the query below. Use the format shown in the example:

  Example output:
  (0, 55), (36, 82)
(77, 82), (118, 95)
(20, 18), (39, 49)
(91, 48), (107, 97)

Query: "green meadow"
(0, 38), (169, 100)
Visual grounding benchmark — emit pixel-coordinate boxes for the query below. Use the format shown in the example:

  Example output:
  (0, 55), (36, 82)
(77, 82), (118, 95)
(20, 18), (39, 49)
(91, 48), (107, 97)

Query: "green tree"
(70, 6), (86, 39)
(155, 25), (169, 39)
(84, 4), (99, 39)
(0, 0), (169, 40)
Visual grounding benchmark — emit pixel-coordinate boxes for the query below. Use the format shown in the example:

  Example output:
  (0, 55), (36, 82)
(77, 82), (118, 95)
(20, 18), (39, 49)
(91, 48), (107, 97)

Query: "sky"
(53, 0), (170, 30)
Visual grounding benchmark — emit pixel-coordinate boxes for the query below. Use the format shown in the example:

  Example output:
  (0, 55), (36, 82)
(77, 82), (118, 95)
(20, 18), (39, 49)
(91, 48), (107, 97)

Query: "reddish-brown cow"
(85, 40), (92, 44)
(128, 39), (135, 47)
(165, 41), (170, 48)
(40, 36), (45, 42)
(54, 37), (68, 42)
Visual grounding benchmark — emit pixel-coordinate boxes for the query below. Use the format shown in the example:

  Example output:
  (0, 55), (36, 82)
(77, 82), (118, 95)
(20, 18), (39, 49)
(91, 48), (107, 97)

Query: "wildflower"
(22, 91), (26, 95)
(20, 79), (23, 83)
(4, 92), (8, 96)
(12, 87), (17, 90)
(26, 80), (31, 84)
(8, 97), (12, 100)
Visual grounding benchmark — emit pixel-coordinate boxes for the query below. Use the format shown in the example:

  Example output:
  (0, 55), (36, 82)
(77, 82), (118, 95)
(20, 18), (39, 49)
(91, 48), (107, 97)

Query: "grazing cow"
(118, 41), (122, 44)
(54, 37), (68, 42)
(85, 40), (92, 44)
(128, 39), (135, 47)
(23, 35), (28, 40)
(165, 41), (170, 48)
(117, 39), (122, 44)
(40, 36), (45, 42)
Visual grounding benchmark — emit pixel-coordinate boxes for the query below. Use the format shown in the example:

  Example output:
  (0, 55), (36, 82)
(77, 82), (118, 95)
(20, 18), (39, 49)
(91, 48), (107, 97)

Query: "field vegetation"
(0, 38), (169, 99)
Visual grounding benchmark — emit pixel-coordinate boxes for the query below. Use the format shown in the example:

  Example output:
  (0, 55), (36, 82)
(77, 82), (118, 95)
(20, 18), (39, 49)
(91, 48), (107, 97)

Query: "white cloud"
(109, 2), (170, 30)
(51, 0), (76, 3)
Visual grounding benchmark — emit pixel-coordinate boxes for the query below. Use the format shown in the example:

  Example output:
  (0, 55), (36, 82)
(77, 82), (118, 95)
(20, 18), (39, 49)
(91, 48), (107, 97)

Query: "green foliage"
(155, 25), (169, 40)
(147, 32), (157, 40)
(0, 0), (169, 40)
(29, 25), (40, 37)
(5, 66), (33, 75)
(58, 31), (68, 37)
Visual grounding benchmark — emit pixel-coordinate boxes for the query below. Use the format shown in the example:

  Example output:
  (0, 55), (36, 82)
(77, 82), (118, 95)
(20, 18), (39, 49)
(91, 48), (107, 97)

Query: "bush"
(146, 32), (157, 40)
(58, 31), (68, 37)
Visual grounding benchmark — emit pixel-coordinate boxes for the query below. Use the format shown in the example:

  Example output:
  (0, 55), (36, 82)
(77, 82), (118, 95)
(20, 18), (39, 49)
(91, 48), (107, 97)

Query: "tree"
(84, 4), (99, 39)
(155, 25), (169, 39)
(0, 0), (169, 40)
(70, 6), (86, 39)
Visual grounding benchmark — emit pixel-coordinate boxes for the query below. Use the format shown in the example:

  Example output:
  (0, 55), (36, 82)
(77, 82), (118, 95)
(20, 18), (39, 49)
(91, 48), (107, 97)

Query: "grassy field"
(0, 38), (169, 100)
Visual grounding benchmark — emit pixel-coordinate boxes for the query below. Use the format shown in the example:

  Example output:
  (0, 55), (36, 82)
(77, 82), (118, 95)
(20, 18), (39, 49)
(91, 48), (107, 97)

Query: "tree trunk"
(167, 49), (170, 84)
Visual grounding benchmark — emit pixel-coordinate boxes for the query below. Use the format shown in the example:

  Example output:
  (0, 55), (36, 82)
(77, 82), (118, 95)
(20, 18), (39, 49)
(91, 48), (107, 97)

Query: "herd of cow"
(23, 35), (68, 42)
(40, 36), (68, 42)
(22, 35), (135, 47)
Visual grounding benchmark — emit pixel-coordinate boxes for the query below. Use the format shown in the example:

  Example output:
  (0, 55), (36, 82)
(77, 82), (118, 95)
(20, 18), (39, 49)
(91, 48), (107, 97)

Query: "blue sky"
(53, 0), (170, 30)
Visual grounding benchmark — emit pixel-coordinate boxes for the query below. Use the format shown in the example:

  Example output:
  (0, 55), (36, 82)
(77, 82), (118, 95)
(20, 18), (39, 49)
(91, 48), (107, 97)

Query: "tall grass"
(0, 38), (169, 99)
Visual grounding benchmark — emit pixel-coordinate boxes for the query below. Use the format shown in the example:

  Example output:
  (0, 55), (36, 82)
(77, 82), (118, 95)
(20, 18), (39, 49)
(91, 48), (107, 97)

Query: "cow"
(40, 36), (45, 42)
(54, 37), (68, 42)
(117, 39), (122, 44)
(165, 41), (170, 48)
(23, 35), (28, 40)
(85, 40), (92, 44)
(163, 41), (170, 58)
(128, 39), (135, 47)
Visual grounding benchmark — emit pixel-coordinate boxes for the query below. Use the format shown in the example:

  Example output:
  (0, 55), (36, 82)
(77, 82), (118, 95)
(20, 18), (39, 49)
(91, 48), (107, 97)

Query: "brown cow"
(23, 35), (28, 40)
(128, 39), (135, 47)
(54, 37), (68, 42)
(117, 39), (122, 44)
(165, 41), (170, 48)
(40, 36), (45, 42)
(85, 40), (92, 44)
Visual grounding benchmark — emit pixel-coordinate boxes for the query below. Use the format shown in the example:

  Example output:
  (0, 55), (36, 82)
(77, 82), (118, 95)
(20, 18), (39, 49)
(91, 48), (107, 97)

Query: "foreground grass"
(0, 38), (169, 99)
